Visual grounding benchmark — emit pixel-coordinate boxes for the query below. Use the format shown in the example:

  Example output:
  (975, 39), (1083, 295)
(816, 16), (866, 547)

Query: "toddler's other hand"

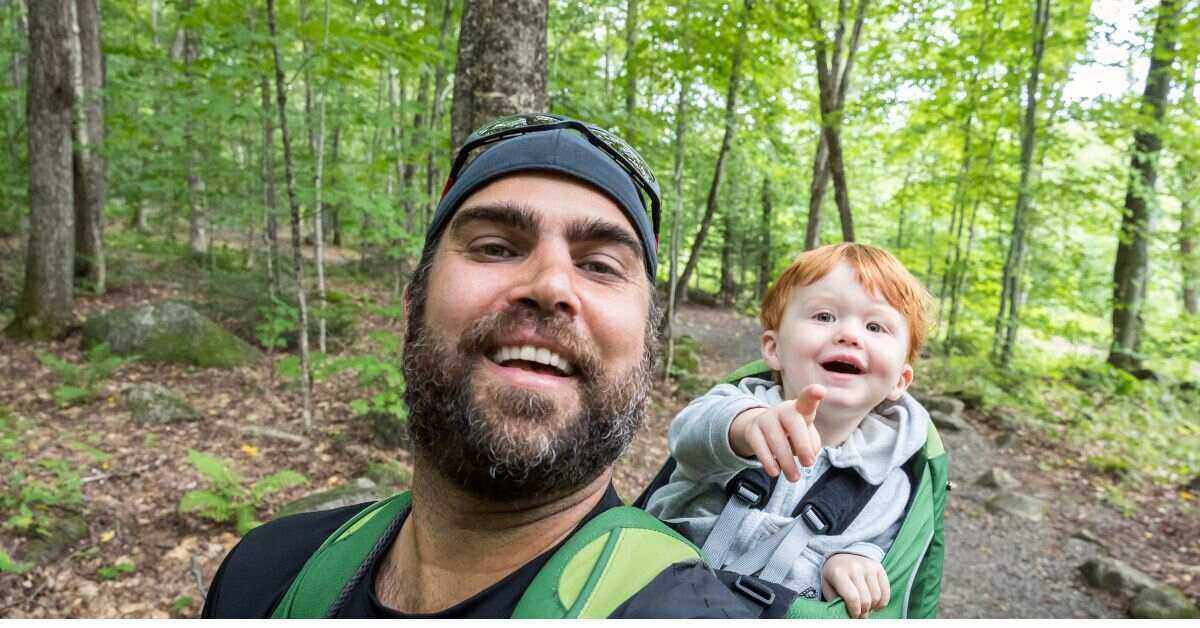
(821, 553), (890, 619)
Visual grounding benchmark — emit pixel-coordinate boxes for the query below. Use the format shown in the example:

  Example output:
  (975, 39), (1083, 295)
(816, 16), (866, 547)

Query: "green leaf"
(97, 561), (136, 580)
(250, 470), (307, 502)
(186, 449), (244, 493)
(178, 489), (231, 522)
(234, 505), (261, 536)
(0, 547), (32, 574)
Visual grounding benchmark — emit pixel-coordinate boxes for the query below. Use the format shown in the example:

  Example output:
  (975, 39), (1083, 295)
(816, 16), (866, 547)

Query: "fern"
(178, 449), (307, 536)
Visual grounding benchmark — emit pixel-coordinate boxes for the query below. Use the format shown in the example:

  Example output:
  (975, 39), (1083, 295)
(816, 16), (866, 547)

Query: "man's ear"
(886, 363), (915, 400)
(761, 330), (782, 371)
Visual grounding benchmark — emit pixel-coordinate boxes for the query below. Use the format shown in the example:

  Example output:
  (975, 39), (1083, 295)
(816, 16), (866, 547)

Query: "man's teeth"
(491, 345), (575, 375)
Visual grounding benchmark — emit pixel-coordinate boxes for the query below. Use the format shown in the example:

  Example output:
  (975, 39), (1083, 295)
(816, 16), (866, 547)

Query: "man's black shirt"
(201, 484), (764, 618)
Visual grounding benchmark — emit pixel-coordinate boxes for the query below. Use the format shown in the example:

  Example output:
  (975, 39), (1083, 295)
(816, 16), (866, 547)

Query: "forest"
(0, 0), (1198, 619)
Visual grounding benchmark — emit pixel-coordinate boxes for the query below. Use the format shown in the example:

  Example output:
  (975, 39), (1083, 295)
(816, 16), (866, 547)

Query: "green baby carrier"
(271, 360), (947, 618)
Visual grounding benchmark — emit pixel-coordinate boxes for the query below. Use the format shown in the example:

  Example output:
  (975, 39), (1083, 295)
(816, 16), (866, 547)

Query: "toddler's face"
(762, 262), (913, 421)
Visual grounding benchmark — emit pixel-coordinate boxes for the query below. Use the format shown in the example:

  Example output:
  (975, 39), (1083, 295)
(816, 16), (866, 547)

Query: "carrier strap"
(704, 465), (882, 584)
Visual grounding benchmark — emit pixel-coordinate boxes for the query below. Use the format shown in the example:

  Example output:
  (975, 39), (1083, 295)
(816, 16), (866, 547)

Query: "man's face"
(404, 172), (656, 500)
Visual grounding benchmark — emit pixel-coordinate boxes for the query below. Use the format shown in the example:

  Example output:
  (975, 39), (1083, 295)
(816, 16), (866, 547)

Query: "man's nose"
(510, 244), (581, 317)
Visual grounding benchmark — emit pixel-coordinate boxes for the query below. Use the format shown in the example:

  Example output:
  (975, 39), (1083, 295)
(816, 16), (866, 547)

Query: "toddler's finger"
(876, 568), (891, 609)
(795, 384), (825, 422)
(762, 420), (800, 482)
(745, 428), (778, 477)
(865, 569), (883, 610)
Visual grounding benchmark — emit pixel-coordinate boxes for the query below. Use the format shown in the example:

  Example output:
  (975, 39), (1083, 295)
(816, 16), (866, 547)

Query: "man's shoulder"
(201, 501), (376, 618)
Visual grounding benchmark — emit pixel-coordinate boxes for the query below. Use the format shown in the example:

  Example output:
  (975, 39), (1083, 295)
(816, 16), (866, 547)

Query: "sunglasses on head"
(445, 113), (662, 237)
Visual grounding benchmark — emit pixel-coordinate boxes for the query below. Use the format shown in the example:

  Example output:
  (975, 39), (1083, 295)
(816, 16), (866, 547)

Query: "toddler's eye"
(813, 312), (835, 323)
(866, 322), (886, 333)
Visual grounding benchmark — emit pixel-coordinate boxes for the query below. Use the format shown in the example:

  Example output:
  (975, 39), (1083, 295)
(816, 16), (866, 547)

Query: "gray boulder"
(82, 300), (260, 368)
(126, 383), (199, 425)
(19, 514), (88, 564)
(916, 394), (966, 417)
(975, 467), (1020, 490)
(930, 409), (970, 433)
(274, 478), (390, 519)
(1079, 557), (1199, 618)
(984, 492), (1045, 522)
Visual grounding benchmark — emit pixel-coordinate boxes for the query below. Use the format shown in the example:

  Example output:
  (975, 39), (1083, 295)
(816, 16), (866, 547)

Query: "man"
(201, 115), (768, 618)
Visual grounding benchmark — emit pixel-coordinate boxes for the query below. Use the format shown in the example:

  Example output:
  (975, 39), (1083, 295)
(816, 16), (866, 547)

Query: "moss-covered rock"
(125, 383), (200, 425)
(82, 300), (260, 368)
(273, 478), (388, 519)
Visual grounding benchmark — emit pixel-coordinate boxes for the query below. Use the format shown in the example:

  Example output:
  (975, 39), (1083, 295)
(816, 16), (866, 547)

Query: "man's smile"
(489, 344), (576, 376)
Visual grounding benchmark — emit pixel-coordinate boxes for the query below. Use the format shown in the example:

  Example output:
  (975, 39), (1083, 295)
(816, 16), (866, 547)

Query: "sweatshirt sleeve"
(668, 382), (767, 485)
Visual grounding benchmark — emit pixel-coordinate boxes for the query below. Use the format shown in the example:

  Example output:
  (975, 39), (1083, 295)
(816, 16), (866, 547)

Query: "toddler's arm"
(667, 382), (771, 483)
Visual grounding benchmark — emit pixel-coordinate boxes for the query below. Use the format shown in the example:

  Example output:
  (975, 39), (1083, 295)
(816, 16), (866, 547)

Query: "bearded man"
(201, 115), (767, 619)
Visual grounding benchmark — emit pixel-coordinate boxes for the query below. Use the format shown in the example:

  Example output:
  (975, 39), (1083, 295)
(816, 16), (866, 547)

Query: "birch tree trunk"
(6, 0), (74, 340)
(267, 0), (314, 429)
(424, 0), (454, 215)
(261, 75), (280, 298)
(178, 1), (207, 260)
(1108, 0), (1180, 373)
(450, 0), (548, 149)
(758, 176), (773, 300)
(664, 0), (692, 379)
(674, 0), (751, 305)
(312, 0), (330, 353)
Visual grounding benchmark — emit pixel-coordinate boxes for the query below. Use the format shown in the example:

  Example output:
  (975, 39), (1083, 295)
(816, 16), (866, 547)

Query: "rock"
(240, 425), (311, 447)
(984, 492), (1046, 522)
(994, 429), (1017, 449)
(125, 384), (199, 425)
(82, 300), (260, 368)
(368, 410), (409, 448)
(1070, 528), (1108, 549)
(19, 514), (88, 564)
(975, 467), (1020, 490)
(1079, 556), (1162, 594)
(929, 409), (970, 433)
(916, 394), (966, 417)
(274, 478), (389, 519)
(1186, 475), (1200, 492)
(1131, 586), (1200, 618)
(365, 461), (412, 490)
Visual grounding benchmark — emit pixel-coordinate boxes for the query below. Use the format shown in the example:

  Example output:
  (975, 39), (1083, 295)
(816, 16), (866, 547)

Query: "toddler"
(646, 243), (932, 618)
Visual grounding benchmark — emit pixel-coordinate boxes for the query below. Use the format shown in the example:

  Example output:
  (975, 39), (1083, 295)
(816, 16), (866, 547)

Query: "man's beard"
(403, 298), (656, 501)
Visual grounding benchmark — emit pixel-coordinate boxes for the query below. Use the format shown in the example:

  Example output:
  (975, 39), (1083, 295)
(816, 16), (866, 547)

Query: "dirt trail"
(616, 303), (1129, 618)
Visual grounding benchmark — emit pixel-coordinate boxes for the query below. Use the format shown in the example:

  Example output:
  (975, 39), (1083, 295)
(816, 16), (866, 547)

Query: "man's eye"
(476, 242), (516, 258)
(814, 312), (835, 323)
(580, 259), (620, 276)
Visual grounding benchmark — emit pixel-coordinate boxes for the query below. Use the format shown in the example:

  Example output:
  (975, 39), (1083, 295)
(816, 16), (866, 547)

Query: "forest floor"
(0, 243), (1197, 618)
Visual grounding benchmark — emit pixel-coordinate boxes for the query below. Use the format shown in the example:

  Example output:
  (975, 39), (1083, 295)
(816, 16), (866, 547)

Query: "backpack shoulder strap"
(512, 506), (704, 619)
(271, 492), (412, 618)
(790, 465), (882, 536)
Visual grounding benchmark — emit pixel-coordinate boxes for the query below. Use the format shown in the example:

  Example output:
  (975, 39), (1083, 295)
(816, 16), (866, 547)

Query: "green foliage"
(97, 561), (137, 581)
(0, 546), (33, 574)
(178, 449), (307, 536)
(37, 343), (135, 407)
(668, 335), (714, 398)
(1, 458), (85, 540)
(171, 596), (195, 613)
(327, 329), (407, 423)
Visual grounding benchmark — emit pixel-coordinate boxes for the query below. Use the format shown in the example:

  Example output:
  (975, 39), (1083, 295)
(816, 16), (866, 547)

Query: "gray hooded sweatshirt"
(645, 377), (931, 598)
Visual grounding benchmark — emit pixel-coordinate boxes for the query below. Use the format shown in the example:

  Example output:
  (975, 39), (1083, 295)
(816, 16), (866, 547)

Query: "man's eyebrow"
(566, 217), (643, 261)
(448, 203), (540, 236)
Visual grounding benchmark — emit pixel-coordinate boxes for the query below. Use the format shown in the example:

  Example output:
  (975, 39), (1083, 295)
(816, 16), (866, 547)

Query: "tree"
(267, 0), (314, 428)
(6, 0), (74, 340)
(450, 0), (548, 149)
(758, 175), (773, 300)
(663, 0), (692, 380)
(1177, 50), (1198, 316)
(674, 0), (752, 304)
(177, 0), (207, 260)
(802, 0), (869, 247)
(1108, 0), (1181, 373)
(992, 0), (1051, 368)
(69, 0), (106, 294)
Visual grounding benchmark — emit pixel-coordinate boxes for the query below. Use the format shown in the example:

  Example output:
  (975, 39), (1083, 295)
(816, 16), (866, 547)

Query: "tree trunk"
(312, 0), (330, 354)
(992, 0), (1050, 368)
(804, 136), (828, 250)
(6, 0), (74, 340)
(450, 0), (548, 150)
(260, 75), (280, 298)
(178, 2), (206, 260)
(758, 175), (773, 300)
(267, 0), (314, 429)
(424, 0), (454, 217)
(622, 0), (639, 120)
(329, 124), (341, 247)
(1108, 0), (1180, 372)
(1178, 54), (1198, 316)
(674, 0), (751, 304)
(719, 179), (737, 305)
(69, 0), (105, 294)
(664, 1), (692, 378)
(946, 125), (999, 350)
(805, 0), (869, 245)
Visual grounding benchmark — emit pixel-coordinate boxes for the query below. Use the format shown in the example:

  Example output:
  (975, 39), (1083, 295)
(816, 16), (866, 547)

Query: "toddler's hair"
(760, 243), (930, 362)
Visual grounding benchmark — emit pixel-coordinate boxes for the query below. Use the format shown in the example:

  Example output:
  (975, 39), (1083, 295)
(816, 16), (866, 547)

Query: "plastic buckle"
(734, 575), (776, 607)
(799, 503), (829, 533)
(733, 480), (765, 507)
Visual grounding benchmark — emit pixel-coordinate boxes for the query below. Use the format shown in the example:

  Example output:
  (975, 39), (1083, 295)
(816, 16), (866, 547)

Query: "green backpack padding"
(723, 359), (948, 619)
(271, 492), (704, 618)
